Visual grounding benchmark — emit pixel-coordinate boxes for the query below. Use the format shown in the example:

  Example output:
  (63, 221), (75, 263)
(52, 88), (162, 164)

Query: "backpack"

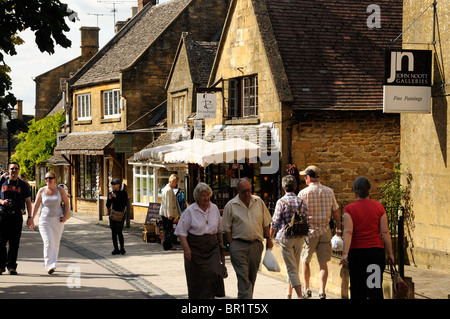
(280, 199), (309, 237)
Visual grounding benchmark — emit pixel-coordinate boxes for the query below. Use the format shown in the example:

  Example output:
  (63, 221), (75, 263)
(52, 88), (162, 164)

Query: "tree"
(0, 0), (77, 114)
(11, 111), (65, 177)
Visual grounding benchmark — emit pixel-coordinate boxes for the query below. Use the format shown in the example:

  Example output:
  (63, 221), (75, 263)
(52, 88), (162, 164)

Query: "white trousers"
(39, 216), (64, 271)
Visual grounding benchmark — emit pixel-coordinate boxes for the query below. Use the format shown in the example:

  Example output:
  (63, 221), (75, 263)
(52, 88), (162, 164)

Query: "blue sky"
(5, 0), (170, 116)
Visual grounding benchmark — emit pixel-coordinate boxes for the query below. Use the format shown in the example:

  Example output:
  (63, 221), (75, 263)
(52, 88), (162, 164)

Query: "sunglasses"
(10, 167), (19, 171)
(45, 177), (55, 180)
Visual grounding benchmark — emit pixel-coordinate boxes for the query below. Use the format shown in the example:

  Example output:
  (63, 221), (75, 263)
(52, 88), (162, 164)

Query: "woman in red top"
(340, 176), (394, 299)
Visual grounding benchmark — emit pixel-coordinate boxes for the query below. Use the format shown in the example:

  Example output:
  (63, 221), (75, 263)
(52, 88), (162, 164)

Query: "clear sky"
(5, 0), (170, 116)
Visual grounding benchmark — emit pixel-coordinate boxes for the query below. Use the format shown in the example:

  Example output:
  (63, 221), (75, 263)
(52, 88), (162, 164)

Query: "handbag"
(280, 199), (309, 237)
(389, 260), (408, 299)
(58, 186), (72, 220)
(110, 209), (125, 222)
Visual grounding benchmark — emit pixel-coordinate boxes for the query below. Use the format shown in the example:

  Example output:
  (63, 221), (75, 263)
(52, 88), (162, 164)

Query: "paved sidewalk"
(1, 213), (448, 300)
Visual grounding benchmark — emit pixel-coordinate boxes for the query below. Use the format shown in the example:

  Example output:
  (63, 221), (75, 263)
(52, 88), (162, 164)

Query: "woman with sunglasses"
(30, 172), (70, 274)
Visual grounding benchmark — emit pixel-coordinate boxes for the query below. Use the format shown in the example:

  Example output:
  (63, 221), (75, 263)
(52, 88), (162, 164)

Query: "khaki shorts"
(301, 229), (332, 263)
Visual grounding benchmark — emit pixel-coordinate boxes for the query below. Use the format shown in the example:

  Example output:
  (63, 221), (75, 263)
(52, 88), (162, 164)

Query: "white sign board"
(196, 93), (216, 118)
(383, 50), (432, 113)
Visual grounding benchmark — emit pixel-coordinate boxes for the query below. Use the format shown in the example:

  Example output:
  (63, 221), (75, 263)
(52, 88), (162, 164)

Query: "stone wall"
(399, 0), (450, 272)
(291, 111), (400, 203)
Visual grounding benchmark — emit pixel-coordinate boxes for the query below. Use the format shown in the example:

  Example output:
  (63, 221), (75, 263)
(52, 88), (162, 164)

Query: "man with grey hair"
(159, 174), (180, 251)
(222, 177), (273, 299)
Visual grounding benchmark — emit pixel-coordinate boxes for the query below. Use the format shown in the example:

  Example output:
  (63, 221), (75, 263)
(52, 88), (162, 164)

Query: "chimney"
(16, 100), (23, 120)
(115, 21), (126, 33)
(138, 0), (157, 11)
(131, 6), (138, 17)
(80, 27), (100, 62)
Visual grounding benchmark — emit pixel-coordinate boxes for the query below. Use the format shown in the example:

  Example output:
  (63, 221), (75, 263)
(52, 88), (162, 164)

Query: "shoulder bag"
(280, 199), (309, 237)
(58, 186), (73, 220)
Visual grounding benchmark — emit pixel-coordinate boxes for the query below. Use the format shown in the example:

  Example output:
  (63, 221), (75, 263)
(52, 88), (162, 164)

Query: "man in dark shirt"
(0, 162), (32, 275)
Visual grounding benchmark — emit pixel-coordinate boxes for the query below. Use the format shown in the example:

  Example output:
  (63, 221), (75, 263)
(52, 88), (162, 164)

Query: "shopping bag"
(262, 248), (280, 272)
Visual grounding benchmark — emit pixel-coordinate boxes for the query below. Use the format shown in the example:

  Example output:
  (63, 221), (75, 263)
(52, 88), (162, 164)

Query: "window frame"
(103, 89), (121, 118)
(228, 75), (258, 118)
(76, 93), (91, 120)
(172, 95), (186, 125)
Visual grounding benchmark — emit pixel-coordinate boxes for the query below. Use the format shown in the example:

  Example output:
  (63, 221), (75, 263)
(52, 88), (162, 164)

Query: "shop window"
(103, 89), (121, 118)
(228, 75), (258, 118)
(77, 155), (99, 199)
(132, 165), (171, 205)
(172, 95), (186, 124)
(133, 165), (155, 204)
(76, 93), (91, 120)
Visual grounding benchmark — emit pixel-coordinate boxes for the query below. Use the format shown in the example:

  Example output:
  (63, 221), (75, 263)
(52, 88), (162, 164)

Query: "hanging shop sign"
(196, 93), (217, 118)
(383, 50), (432, 113)
(114, 133), (133, 153)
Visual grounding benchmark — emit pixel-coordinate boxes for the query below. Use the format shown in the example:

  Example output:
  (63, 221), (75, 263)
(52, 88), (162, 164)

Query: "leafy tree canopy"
(11, 110), (65, 177)
(0, 0), (77, 115)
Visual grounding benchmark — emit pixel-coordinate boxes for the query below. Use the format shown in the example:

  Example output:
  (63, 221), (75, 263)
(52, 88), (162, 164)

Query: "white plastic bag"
(331, 234), (343, 251)
(262, 248), (280, 272)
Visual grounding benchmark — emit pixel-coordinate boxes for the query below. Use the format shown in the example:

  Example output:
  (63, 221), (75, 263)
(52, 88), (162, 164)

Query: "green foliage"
(0, 0), (75, 113)
(379, 163), (413, 233)
(11, 111), (65, 177)
(379, 163), (407, 211)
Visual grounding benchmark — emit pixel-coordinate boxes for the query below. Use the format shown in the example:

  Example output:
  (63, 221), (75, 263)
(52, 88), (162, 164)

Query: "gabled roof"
(264, 0), (403, 110)
(70, 0), (193, 88)
(166, 33), (218, 89)
(210, 0), (402, 111)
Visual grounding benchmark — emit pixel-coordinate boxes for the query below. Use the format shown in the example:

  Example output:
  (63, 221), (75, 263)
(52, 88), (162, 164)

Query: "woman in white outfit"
(29, 172), (70, 274)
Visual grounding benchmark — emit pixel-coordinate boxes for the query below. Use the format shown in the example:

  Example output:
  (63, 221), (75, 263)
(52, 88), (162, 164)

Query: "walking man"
(159, 174), (180, 251)
(0, 162), (32, 275)
(222, 177), (273, 299)
(298, 165), (341, 299)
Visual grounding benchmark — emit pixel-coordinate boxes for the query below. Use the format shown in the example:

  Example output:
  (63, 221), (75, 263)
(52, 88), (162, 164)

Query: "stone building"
(54, 0), (229, 219)
(201, 0), (403, 297)
(34, 27), (100, 121)
(400, 0), (449, 272)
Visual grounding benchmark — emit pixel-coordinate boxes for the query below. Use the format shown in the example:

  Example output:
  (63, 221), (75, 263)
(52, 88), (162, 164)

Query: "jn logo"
(66, 264), (81, 288)
(387, 52), (414, 84)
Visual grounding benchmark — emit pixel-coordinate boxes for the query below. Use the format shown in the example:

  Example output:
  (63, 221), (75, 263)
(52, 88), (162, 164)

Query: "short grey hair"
(193, 182), (212, 201)
(237, 177), (251, 190)
(282, 175), (297, 192)
(352, 176), (371, 199)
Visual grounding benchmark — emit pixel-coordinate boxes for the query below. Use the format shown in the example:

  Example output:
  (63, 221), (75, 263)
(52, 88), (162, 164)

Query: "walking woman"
(106, 178), (128, 255)
(30, 172), (70, 274)
(174, 182), (226, 299)
(340, 176), (395, 299)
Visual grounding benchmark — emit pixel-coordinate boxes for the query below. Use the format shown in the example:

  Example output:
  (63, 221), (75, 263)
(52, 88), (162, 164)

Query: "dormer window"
(228, 75), (258, 118)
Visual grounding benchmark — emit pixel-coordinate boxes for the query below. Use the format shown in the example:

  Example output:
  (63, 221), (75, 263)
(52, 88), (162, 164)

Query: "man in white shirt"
(222, 177), (273, 299)
(159, 174), (180, 250)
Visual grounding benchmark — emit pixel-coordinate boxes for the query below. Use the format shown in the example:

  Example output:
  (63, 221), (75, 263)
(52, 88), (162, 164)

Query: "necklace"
(198, 204), (210, 224)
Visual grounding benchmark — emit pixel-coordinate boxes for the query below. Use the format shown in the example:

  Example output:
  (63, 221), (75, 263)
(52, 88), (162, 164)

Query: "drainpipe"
(287, 117), (300, 165)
